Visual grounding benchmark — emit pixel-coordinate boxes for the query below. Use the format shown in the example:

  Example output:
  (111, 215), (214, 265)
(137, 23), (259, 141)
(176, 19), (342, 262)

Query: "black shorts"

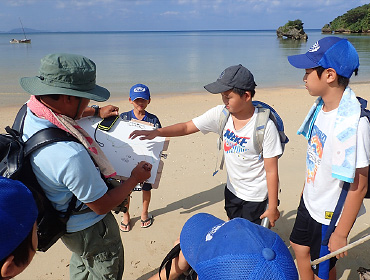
(290, 197), (337, 279)
(133, 183), (152, 191)
(224, 186), (267, 224)
(142, 183), (152, 191)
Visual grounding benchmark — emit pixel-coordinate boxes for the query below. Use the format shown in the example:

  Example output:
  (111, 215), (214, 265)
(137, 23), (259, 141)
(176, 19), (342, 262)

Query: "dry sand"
(4, 84), (369, 280)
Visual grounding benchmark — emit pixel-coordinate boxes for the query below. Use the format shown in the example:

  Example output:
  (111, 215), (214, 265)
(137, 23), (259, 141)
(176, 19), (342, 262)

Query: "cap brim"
(288, 54), (319, 69)
(20, 76), (110, 102)
(204, 81), (232, 94)
(180, 213), (224, 268)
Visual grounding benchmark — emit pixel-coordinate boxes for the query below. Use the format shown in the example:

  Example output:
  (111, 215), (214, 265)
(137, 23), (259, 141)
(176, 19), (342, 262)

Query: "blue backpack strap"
(321, 182), (350, 246)
(358, 97), (370, 198)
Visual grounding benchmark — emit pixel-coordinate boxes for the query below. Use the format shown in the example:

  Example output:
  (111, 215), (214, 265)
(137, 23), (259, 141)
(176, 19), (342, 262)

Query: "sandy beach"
(5, 84), (370, 280)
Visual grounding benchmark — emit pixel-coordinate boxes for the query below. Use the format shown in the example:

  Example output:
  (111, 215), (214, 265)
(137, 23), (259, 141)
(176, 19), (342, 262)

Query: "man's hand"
(99, 105), (119, 118)
(130, 161), (152, 183)
(82, 105), (119, 118)
(129, 129), (160, 140)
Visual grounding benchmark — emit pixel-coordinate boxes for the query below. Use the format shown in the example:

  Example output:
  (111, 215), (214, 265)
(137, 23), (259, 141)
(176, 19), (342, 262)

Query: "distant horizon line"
(0, 28), (322, 34)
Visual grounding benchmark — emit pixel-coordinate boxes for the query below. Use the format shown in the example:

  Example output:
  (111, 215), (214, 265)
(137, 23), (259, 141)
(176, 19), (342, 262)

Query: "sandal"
(141, 214), (154, 228)
(120, 221), (131, 232)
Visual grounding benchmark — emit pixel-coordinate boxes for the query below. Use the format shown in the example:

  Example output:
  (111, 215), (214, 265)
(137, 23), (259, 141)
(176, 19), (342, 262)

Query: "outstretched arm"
(328, 166), (368, 258)
(130, 120), (200, 140)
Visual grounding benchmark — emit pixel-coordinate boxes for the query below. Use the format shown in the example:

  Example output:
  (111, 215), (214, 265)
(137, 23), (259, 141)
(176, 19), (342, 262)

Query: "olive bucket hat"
(20, 53), (110, 102)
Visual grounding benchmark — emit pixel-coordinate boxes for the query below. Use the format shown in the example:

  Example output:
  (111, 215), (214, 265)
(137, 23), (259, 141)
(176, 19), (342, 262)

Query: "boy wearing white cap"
(288, 37), (370, 280)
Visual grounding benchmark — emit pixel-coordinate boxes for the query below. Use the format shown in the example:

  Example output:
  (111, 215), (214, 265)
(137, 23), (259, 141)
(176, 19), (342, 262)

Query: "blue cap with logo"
(180, 213), (298, 280)
(288, 36), (359, 78)
(129, 84), (150, 101)
(0, 177), (38, 261)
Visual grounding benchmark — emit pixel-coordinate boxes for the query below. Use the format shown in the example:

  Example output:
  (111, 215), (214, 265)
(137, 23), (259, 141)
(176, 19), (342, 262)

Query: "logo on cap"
(134, 87), (146, 92)
(205, 223), (224, 241)
(309, 42), (320, 52)
(218, 70), (225, 80)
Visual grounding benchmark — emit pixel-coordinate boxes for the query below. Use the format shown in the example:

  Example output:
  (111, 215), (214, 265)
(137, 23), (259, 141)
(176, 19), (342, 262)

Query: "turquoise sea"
(0, 29), (369, 105)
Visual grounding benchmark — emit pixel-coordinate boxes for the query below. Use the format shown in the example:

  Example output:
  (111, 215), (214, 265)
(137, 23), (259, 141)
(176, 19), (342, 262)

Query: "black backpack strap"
(24, 127), (79, 157)
(158, 243), (181, 280)
(12, 103), (28, 133)
(23, 127), (82, 215)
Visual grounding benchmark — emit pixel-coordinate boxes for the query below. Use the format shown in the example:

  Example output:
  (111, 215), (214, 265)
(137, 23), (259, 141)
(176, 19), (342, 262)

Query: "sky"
(0, 0), (369, 32)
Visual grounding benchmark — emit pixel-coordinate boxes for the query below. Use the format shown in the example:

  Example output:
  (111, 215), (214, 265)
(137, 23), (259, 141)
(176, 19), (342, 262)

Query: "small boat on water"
(10, 38), (31, 44)
(10, 18), (31, 44)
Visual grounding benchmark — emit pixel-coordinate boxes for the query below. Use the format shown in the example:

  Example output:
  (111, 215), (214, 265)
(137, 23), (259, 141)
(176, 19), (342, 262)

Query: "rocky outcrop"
(277, 19), (308, 40)
(321, 24), (332, 34)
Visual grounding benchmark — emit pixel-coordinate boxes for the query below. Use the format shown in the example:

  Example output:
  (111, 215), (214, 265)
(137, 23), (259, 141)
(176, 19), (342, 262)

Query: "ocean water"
(0, 29), (369, 104)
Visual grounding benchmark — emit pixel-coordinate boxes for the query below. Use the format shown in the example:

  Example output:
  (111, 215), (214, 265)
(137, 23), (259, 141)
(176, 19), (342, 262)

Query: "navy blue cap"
(288, 36), (359, 78)
(129, 84), (150, 101)
(204, 64), (257, 94)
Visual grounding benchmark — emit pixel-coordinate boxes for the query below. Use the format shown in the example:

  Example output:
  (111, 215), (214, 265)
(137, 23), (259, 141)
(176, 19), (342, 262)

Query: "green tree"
(324, 4), (370, 33)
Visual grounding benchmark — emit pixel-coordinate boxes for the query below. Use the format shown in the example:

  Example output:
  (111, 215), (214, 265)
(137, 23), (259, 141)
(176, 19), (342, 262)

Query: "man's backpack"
(0, 104), (81, 252)
(214, 100), (289, 175)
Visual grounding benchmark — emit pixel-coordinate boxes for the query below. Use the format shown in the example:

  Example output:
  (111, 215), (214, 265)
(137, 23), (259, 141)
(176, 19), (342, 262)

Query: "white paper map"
(77, 116), (167, 185)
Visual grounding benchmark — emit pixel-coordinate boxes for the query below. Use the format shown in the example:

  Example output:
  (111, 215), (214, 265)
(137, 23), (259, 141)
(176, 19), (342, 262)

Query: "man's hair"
(315, 66), (358, 88)
(232, 87), (255, 98)
(0, 227), (35, 279)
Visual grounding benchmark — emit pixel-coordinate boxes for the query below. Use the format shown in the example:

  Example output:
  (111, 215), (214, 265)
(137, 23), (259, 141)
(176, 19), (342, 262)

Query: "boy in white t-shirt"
(129, 64), (282, 227)
(288, 37), (370, 280)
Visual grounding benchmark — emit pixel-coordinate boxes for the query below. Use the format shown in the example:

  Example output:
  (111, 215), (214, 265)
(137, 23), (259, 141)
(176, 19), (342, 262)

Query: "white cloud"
(177, 0), (199, 4)
(6, 0), (37, 6)
(160, 11), (180, 16)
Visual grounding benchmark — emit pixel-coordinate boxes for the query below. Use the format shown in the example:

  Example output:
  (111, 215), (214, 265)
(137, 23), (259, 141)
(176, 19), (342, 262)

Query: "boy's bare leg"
(142, 190), (152, 227)
(291, 241), (337, 280)
(147, 246), (190, 280)
(314, 268), (336, 280)
(120, 196), (131, 231)
(291, 241), (314, 280)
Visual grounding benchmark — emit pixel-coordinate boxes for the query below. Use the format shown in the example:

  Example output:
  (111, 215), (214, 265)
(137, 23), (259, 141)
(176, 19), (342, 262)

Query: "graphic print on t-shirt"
(223, 129), (250, 154)
(307, 125), (327, 184)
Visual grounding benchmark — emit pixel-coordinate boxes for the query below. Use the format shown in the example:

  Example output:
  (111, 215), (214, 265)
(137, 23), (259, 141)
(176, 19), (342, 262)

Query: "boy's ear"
(326, 68), (337, 83)
(1, 254), (17, 279)
(148, 98), (151, 104)
(243, 90), (252, 102)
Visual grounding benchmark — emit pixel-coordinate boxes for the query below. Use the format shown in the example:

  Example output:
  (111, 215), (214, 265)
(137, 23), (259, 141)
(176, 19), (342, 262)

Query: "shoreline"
(7, 83), (370, 280)
(2, 79), (370, 109)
